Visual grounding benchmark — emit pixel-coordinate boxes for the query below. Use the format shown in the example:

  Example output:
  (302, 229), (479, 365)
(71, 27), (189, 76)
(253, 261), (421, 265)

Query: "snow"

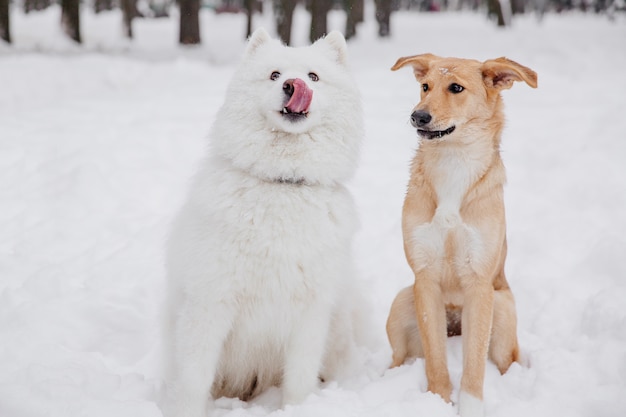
(1, 3), (626, 417)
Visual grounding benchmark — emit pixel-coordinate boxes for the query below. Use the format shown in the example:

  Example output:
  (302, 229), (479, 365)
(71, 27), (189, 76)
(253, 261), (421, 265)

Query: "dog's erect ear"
(482, 57), (538, 90)
(391, 54), (437, 81)
(316, 30), (349, 66)
(245, 27), (273, 57)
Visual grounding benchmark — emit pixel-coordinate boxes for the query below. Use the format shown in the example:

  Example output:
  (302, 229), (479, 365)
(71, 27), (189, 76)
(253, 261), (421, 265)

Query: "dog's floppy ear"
(391, 54), (437, 81)
(245, 27), (273, 57)
(482, 57), (538, 90)
(316, 30), (349, 67)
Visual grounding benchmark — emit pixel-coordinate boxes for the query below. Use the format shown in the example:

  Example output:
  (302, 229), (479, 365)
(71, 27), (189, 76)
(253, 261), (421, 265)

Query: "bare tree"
(0, 0), (9, 43)
(510, 0), (525, 14)
(121, 0), (137, 38)
(61, 0), (81, 43)
(273, 0), (297, 45)
(179, 0), (201, 44)
(247, 0), (264, 37)
(244, 0), (254, 39)
(309, 0), (331, 43)
(94, 0), (115, 13)
(24, 0), (51, 13)
(345, 0), (364, 40)
(375, 0), (392, 37)
(244, 0), (253, 38)
(487, 0), (506, 26)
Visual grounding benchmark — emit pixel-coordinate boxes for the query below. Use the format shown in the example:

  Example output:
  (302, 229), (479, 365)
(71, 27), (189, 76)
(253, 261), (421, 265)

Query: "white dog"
(162, 28), (365, 417)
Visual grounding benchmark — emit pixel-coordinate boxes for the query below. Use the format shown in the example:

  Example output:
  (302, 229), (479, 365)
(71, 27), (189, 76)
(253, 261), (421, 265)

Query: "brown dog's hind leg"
(489, 288), (520, 374)
(387, 286), (424, 368)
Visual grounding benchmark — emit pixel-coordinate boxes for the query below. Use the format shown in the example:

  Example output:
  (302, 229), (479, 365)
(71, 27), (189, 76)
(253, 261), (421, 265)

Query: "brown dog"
(386, 54), (537, 417)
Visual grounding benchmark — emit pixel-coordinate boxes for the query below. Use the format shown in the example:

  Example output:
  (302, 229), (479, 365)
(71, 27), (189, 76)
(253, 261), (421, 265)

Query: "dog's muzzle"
(410, 110), (455, 140)
(281, 78), (313, 120)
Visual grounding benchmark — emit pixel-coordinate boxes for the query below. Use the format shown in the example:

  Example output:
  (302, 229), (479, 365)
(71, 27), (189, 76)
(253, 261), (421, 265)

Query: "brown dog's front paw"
(428, 379), (453, 403)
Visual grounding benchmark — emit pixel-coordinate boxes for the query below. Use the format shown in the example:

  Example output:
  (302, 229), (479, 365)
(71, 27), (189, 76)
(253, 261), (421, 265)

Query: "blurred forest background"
(0, 0), (624, 48)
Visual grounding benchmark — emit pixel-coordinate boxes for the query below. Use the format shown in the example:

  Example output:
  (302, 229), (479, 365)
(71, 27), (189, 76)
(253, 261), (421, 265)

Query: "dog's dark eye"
(449, 83), (464, 94)
(422, 83), (429, 92)
(270, 71), (281, 81)
(308, 72), (319, 82)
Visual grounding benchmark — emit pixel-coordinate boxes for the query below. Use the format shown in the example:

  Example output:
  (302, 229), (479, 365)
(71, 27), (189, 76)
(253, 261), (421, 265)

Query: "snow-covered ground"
(1, 3), (626, 417)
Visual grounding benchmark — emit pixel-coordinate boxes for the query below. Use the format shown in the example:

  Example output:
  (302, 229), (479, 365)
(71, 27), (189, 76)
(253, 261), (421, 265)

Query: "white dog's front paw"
(458, 391), (484, 417)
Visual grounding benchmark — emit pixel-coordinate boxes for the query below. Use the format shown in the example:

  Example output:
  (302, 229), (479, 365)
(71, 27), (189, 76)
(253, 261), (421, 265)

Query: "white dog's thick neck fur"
(163, 28), (365, 417)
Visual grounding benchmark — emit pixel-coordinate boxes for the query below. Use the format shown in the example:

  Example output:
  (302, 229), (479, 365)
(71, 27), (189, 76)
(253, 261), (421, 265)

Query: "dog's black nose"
(411, 110), (431, 128)
(283, 79), (295, 97)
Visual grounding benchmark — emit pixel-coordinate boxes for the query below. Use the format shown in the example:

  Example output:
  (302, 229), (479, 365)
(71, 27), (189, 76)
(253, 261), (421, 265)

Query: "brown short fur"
(386, 54), (537, 408)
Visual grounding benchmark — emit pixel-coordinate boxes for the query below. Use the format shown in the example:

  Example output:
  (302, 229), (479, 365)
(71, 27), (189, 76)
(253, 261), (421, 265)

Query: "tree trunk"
(121, 0), (135, 38)
(244, 0), (253, 39)
(344, 0), (364, 39)
(179, 0), (201, 44)
(487, 0), (506, 26)
(24, 0), (50, 13)
(273, 0), (297, 45)
(375, 0), (392, 37)
(309, 0), (331, 43)
(510, 0), (524, 14)
(61, 0), (81, 43)
(0, 0), (9, 44)
(355, 0), (364, 23)
(94, 0), (115, 13)
(344, 0), (357, 40)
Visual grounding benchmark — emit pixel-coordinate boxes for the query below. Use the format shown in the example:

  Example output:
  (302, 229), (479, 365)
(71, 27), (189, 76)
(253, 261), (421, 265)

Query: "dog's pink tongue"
(285, 78), (313, 114)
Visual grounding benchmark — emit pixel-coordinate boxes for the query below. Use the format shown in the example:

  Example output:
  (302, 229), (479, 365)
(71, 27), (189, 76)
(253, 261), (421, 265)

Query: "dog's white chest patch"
(432, 154), (469, 224)
(409, 150), (486, 273)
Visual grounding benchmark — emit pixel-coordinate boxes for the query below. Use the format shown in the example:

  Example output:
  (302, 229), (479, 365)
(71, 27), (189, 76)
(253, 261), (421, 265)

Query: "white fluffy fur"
(458, 391), (485, 417)
(162, 28), (365, 417)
